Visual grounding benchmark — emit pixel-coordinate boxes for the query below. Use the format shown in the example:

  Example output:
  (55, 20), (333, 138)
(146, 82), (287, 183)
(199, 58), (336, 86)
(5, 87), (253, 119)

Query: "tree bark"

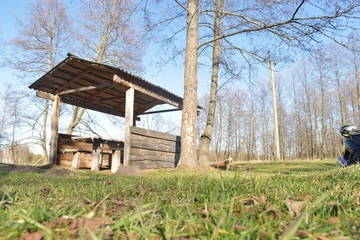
(66, 106), (85, 134)
(198, 0), (222, 167)
(178, 0), (199, 169)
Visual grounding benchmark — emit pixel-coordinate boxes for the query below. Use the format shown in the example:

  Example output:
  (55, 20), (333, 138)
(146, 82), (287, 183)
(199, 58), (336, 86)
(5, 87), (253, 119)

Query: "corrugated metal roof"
(29, 54), (184, 117)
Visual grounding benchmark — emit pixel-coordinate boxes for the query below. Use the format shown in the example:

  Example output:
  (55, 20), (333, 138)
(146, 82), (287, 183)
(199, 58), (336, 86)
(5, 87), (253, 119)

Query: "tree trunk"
(198, 0), (222, 167)
(66, 106), (86, 134)
(178, 0), (199, 169)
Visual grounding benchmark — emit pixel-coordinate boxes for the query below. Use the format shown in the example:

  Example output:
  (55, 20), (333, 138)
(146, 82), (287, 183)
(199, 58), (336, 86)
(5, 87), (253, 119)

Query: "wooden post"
(91, 141), (101, 171)
(72, 152), (81, 169)
(124, 88), (134, 167)
(111, 150), (121, 173)
(49, 95), (60, 165)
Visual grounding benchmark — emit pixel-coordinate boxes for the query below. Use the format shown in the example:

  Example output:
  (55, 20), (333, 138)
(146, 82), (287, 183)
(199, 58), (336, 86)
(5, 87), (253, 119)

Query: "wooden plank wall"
(129, 126), (181, 169)
(57, 134), (112, 169)
(57, 134), (93, 168)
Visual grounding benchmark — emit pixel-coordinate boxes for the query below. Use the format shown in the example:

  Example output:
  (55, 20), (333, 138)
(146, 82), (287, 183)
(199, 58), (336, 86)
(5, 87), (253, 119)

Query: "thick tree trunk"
(198, 0), (222, 167)
(178, 0), (199, 169)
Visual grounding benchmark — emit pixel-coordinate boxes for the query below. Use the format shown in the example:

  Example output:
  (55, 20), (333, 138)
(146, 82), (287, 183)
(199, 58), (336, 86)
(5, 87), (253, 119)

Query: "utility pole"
(270, 59), (281, 160)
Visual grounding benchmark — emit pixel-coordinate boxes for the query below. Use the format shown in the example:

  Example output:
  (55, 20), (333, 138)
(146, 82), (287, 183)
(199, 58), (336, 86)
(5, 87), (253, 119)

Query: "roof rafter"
(58, 82), (115, 95)
(113, 74), (182, 109)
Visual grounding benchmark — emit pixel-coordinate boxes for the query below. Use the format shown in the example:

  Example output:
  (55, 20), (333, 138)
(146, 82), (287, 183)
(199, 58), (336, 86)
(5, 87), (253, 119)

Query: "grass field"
(0, 159), (359, 239)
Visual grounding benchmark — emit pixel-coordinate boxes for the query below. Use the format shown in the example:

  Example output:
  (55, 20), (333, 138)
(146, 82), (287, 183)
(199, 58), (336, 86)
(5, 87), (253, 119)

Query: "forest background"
(0, 0), (359, 165)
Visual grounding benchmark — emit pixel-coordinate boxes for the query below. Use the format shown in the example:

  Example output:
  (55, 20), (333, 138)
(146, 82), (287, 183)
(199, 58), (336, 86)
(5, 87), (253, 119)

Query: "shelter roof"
(29, 54), (183, 117)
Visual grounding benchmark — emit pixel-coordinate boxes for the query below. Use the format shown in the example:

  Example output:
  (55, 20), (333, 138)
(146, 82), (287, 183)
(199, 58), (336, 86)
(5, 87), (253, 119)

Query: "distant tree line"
(198, 41), (360, 162)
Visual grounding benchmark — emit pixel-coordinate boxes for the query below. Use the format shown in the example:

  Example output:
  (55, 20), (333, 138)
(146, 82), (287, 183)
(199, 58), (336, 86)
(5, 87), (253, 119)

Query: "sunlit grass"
(0, 160), (359, 239)
(231, 159), (338, 174)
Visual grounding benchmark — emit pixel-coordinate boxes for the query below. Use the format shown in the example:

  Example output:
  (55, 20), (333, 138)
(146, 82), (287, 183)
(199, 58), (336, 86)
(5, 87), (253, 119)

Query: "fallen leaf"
(328, 217), (340, 224)
(235, 195), (267, 206)
(316, 236), (332, 240)
(328, 201), (338, 207)
(81, 217), (108, 231)
(43, 216), (109, 239)
(259, 229), (270, 238)
(234, 225), (248, 231)
(20, 231), (44, 240)
(285, 199), (305, 217)
(297, 230), (313, 238)
(292, 194), (313, 201)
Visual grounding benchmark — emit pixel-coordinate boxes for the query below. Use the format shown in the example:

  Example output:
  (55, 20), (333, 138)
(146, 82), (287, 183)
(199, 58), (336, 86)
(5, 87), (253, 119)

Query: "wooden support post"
(72, 152), (81, 169)
(111, 150), (121, 173)
(49, 95), (60, 165)
(91, 142), (101, 171)
(124, 88), (134, 167)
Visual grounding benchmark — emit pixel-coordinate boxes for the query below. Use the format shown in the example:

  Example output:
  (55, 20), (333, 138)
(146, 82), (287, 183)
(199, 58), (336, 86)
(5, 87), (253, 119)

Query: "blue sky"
(0, 0), (196, 146)
(0, 0), (193, 97)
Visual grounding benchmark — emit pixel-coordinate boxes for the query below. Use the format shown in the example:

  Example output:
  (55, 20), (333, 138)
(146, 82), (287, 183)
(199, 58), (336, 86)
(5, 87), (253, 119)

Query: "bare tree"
(194, 0), (360, 167)
(8, 0), (70, 162)
(66, 0), (145, 135)
(177, 0), (199, 168)
(198, 0), (223, 166)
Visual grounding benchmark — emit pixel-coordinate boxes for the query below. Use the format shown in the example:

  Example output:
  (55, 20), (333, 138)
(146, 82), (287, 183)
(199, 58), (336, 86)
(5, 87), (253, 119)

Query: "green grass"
(231, 159), (338, 174)
(0, 160), (359, 239)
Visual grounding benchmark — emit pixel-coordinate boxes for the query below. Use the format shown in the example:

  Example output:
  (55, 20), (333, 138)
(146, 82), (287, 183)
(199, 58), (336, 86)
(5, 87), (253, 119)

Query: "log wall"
(57, 134), (93, 168)
(57, 134), (113, 169)
(129, 126), (181, 169)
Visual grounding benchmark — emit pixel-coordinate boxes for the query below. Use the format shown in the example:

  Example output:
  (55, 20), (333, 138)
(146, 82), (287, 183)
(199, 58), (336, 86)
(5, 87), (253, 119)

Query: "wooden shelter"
(29, 54), (183, 171)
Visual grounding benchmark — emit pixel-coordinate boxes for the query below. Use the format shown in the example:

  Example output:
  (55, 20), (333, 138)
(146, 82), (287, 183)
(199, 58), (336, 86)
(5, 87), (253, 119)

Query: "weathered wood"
(49, 95), (61, 165)
(114, 74), (182, 108)
(58, 82), (115, 95)
(128, 126), (181, 168)
(131, 134), (180, 148)
(130, 160), (175, 169)
(140, 108), (182, 115)
(124, 88), (134, 167)
(54, 67), (92, 94)
(130, 147), (178, 157)
(130, 140), (180, 153)
(72, 152), (81, 169)
(111, 150), (121, 173)
(36, 91), (55, 101)
(130, 154), (180, 164)
(130, 126), (181, 142)
(91, 142), (101, 171)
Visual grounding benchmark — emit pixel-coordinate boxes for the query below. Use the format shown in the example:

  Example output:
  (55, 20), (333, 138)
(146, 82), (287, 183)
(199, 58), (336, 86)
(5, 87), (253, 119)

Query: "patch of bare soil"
(0, 164), (44, 173)
(113, 165), (144, 177)
(45, 168), (79, 177)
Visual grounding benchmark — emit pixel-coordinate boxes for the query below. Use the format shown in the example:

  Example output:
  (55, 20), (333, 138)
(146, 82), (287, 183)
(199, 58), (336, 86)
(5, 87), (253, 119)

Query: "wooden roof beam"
(89, 96), (125, 103)
(36, 91), (56, 101)
(84, 84), (117, 103)
(113, 74), (182, 109)
(55, 67), (92, 94)
(58, 82), (115, 95)
(140, 108), (182, 115)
